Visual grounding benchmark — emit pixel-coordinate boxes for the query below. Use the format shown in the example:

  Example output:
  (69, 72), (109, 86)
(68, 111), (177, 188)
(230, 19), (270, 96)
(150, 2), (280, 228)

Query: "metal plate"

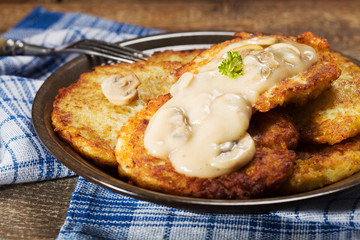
(32, 31), (360, 213)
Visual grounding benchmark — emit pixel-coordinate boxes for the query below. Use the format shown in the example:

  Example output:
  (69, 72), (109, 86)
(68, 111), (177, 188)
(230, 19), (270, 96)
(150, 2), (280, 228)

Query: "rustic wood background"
(0, 0), (359, 239)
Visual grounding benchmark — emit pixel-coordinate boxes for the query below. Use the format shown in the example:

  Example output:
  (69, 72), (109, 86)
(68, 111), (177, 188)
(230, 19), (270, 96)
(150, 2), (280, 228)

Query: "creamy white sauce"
(144, 37), (318, 178)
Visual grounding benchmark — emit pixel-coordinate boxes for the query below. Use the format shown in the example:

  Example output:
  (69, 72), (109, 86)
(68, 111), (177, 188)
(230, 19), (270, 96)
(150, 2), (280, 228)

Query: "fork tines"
(68, 39), (149, 63)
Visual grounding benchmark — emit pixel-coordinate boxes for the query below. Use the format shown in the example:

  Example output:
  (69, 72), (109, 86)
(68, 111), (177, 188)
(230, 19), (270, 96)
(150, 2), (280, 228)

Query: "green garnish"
(218, 51), (244, 79)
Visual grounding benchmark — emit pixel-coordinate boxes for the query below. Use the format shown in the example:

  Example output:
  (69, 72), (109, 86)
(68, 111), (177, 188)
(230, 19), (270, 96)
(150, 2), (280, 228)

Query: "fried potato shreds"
(176, 32), (341, 112)
(52, 32), (360, 199)
(115, 94), (299, 199)
(51, 50), (201, 169)
(287, 52), (360, 145)
(281, 135), (360, 194)
(146, 49), (204, 64)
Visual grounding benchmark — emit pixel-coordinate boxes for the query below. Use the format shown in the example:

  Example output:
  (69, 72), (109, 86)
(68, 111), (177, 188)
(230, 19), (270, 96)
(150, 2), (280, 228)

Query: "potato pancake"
(114, 32), (345, 199)
(115, 94), (299, 199)
(52, 32), (360, 200)
(175, 32), (341, 112)
(287, 52), (360, 145)
(280, 53), (360, 194)
(281, 135), (360, 194)
(51, 50), (201, 169)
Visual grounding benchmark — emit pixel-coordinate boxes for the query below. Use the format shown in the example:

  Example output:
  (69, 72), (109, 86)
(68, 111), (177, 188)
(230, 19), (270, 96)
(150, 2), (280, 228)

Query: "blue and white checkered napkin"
(2, 7), (360, 240)
(58, 178), (360, 239)
(0, 7), (159, 184)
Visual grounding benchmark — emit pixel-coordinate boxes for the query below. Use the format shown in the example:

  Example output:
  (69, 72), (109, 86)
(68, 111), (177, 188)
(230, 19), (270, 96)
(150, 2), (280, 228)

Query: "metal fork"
(0, 38), (149, 63)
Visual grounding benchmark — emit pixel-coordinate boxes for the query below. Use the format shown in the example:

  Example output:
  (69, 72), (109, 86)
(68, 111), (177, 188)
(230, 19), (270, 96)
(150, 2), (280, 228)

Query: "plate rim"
(32, 31), (360, 212)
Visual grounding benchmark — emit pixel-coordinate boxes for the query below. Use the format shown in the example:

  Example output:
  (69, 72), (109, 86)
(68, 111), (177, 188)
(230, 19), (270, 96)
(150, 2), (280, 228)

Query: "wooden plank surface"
(0, 0), (359, 239)
(1, 0), (360, 59)
(0, 177), (78, 239)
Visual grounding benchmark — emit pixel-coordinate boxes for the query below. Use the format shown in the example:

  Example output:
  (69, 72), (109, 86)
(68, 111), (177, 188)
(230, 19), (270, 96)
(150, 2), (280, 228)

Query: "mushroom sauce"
(144, 37), (318, 178)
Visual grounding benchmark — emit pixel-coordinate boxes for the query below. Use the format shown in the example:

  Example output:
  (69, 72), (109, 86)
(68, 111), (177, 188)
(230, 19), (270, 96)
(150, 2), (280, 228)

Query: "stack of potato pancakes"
(51, 32), (360, 199)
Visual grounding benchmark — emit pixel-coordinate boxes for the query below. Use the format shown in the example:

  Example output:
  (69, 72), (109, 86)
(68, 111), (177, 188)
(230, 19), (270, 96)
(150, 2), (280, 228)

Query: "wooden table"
(0, 0), (359, 239)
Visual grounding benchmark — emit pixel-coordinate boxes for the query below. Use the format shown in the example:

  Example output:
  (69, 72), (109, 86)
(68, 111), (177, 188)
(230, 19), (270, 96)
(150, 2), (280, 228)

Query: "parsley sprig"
(218, 51), (244, 79)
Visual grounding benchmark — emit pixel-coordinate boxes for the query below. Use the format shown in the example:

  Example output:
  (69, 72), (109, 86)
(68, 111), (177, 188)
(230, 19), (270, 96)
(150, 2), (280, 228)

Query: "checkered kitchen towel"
(0, 7), (160, 184)
(1, 7), (360, 240)
(58, 178), (360, 240)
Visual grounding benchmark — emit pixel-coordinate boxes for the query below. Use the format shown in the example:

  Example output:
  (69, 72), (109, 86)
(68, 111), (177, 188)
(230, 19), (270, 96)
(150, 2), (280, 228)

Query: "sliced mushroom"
(210, 133), (256, 170)
(144, 107), (191, 159)
(256, 51), (280, 79)
(257, 51), (279, 68)
(101, 73), (141, 106)
(169, 108), (191, 140)
(268, 43), (304, 68)
(231, 44), (264, 58)
(267, 43), (301, 55)
(252, 37), (279, 47)
(218, 141), (235, 152)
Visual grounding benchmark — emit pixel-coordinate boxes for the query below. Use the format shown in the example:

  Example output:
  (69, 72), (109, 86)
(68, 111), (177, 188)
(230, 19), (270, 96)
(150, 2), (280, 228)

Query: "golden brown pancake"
(281, 135), (360, 194)
(280, 53), (360, 194)
(115, 94), (299, 199)
(175, 32), (341, 112)
(51, 50), (202, 169)
(52, 31), (360, 199)
(114, 32), (345, 199)
(287, 52), (360, 145)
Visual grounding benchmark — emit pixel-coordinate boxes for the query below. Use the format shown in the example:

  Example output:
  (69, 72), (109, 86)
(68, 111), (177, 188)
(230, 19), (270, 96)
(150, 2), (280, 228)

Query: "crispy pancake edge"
(115, 94), (299, 199)
(281, 135), (360, 194)
(287, 51), (360, 145)
(175, 31), (341, 112)
(51, 50), (202, 169)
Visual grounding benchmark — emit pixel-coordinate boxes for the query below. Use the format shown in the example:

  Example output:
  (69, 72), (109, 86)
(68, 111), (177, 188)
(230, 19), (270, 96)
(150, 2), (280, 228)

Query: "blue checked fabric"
(59, 178), (360, 240)
(0, 7), (160, 184)
(1, 7), (360, 240)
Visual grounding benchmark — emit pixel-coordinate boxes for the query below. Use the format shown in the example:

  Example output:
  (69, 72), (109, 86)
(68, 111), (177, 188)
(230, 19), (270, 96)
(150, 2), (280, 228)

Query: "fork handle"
(0, 38), (53, 56)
